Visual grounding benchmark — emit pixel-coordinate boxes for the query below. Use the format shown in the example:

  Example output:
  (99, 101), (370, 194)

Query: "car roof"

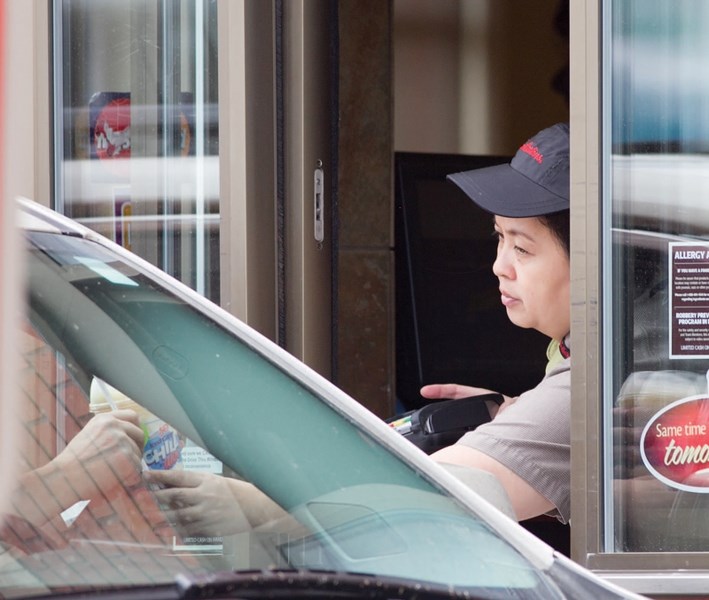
(17, 196), (86, 236)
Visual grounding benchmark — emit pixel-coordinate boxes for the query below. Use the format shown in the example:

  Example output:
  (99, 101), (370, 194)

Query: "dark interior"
(394, 152), (550, 411)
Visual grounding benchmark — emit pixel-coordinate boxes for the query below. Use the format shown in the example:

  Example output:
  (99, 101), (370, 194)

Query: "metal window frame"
(217, 0), (277, 336)
(571, 0), (709, 594)
(218, 0), (333, 378)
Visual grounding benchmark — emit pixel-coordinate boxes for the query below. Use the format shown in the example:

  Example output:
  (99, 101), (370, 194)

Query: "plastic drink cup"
(89, 378), (183, 470)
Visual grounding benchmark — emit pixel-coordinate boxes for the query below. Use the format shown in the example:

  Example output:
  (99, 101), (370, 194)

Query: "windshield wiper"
(175, 568), (504, 599)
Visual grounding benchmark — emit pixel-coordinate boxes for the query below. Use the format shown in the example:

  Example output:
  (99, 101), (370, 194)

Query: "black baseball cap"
(447, 122), (570, 217)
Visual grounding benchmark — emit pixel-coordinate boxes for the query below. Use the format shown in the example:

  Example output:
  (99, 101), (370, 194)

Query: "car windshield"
(1, 223), (561, 598)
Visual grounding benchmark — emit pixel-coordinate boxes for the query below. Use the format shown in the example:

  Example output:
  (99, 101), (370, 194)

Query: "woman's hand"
(420, 384), (514, 417)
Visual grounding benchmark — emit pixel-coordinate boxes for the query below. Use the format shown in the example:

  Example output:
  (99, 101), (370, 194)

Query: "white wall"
(393, 0), (461, 153)
(394, 0), (569, 155)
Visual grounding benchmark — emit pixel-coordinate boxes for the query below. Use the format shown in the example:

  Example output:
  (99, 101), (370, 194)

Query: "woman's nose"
(492, 249), (514, 279)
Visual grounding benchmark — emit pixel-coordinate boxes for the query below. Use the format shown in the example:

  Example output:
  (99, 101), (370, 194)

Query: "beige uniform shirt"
(456, 335), (571, 523)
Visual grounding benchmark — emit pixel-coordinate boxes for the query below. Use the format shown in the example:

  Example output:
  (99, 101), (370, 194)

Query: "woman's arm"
(432, 445), (554, 521)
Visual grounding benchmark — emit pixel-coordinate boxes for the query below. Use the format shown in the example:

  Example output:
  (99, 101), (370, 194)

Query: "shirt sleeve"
(455, 359), (571, 523)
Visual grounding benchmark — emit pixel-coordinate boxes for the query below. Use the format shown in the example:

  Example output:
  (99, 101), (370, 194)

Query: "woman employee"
(427, 122), (572, 524)
(145, 122), (573, 535)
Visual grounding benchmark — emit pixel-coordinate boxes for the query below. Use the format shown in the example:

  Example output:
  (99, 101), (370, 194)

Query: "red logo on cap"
(520, 140), (543, 164)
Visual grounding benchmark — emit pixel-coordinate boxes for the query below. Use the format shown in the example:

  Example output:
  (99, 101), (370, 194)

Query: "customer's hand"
(12, 409), (145, 528)
(146, 470), (252, 536)
(52, 409), (145, 498)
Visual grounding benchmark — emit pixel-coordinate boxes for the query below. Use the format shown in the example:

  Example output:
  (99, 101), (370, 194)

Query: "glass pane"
(52, 0), (220, 302)
(605, 0), (709, 552)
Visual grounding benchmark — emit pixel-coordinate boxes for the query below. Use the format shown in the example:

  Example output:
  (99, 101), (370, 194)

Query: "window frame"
(571, 0), (709, 593)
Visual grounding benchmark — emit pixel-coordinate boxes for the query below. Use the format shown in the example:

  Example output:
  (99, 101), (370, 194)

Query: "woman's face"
(492, 215), (570, 340)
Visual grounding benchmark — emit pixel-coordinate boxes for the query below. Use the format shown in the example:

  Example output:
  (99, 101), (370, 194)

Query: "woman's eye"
(514, 245), (530, 256)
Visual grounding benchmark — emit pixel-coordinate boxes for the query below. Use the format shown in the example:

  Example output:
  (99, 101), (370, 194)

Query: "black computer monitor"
(395, 152), (550, 411)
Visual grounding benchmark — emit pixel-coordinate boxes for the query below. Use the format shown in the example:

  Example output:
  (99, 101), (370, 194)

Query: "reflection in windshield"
(0, 230), (560, 598)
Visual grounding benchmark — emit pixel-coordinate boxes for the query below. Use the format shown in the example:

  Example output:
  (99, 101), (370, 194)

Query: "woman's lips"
(500, 290), (519, 307)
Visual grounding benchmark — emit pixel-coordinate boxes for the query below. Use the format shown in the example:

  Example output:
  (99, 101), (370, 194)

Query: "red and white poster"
(89, 91), (131, 180)
(641, 391), (709, 492)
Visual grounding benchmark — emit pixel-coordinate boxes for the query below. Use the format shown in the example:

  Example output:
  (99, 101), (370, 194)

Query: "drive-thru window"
(6, 0), (709, 596)
(573, 0), (709, 595)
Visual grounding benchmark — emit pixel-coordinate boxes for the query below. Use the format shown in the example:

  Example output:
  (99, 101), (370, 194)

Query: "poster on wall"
(89, 91), (131, 181)
(641, 391), (709, 493)
(670, 242), (709, 359)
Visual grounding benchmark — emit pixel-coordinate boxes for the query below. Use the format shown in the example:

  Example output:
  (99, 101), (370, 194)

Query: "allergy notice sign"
(671, 242), (709, 358)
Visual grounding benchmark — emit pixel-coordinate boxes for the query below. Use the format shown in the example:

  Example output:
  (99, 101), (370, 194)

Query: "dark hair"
(538, 210), (570, 257)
